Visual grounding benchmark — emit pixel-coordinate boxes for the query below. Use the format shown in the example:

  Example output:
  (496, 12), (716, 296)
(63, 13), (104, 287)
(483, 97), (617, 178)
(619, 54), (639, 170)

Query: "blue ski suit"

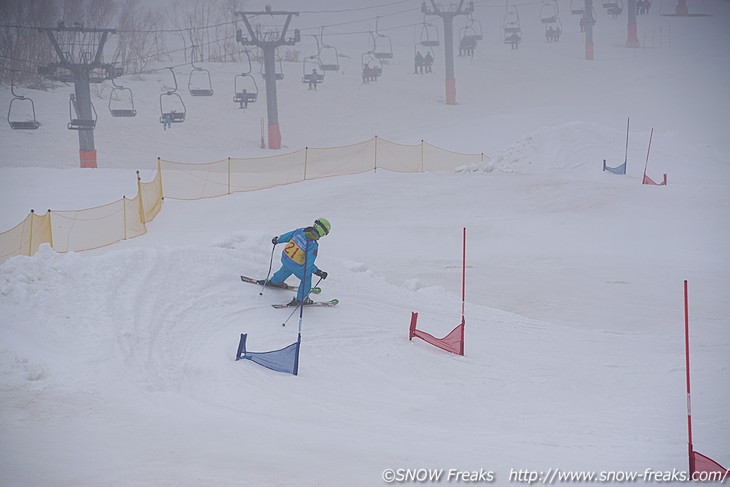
(270, 228), (321, 301)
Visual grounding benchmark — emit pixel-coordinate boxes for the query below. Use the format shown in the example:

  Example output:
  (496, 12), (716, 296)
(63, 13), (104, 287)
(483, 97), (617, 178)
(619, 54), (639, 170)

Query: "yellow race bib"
(283, 241), (306, 265)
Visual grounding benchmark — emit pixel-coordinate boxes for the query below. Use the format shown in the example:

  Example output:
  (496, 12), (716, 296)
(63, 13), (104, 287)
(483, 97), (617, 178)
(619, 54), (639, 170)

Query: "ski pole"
(282, 276), (323, 327)
(259, 243), (276, 295)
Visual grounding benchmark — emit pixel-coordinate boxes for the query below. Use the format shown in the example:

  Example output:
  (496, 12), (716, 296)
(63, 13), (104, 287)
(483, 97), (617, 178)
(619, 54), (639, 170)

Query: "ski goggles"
(313, 219), (330, 237)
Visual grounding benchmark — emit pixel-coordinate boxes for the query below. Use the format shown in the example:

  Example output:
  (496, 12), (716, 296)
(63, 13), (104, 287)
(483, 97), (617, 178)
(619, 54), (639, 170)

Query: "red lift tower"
(38, 23), (118, 168)
(421, 0), (474, 105)
(235, 7), (300, 150)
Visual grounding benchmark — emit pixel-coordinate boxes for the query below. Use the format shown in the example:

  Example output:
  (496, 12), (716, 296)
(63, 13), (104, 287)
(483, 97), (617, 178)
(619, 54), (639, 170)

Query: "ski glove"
(272, 236), (279, 245)
(314, 269), (328, 280)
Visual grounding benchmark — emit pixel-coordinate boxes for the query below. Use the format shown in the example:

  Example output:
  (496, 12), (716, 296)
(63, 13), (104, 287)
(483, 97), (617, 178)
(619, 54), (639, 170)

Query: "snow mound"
(336, 258), (372, 275)
(458, 122), (624, 175)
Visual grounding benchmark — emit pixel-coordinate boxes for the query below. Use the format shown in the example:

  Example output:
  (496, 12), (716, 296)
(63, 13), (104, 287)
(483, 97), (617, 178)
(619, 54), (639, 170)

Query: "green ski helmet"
(313, 218), (331, 237)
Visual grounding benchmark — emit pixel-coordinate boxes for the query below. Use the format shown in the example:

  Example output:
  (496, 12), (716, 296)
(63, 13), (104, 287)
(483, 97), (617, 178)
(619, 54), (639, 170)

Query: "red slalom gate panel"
(409, 312), (464, 355)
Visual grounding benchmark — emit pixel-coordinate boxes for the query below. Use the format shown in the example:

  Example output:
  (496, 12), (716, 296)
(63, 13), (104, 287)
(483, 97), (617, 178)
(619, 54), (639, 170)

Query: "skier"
(415, 51), (424, 74)
(267, 218), (331, 306)
(308, 69), (319, 91)
(423, 51), (433, 73)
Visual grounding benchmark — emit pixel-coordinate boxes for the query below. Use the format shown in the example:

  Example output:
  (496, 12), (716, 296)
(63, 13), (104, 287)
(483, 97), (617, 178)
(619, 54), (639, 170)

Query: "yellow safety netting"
(0, 136), (488, 264)
(50, 195), (147, 253)
(139, 169), (163, 223)
(0, 210), (53, 262)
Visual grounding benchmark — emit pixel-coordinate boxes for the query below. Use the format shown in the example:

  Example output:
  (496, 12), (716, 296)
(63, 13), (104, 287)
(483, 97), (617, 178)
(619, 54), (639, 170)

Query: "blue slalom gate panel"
(603, 159), (627, 174)
(236, 333), (301, 375)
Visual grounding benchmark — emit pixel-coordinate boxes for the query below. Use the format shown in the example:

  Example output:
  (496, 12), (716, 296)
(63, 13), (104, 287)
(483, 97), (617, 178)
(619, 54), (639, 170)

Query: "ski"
(272, 299), (339, 309)
(240, 275), (321, 294)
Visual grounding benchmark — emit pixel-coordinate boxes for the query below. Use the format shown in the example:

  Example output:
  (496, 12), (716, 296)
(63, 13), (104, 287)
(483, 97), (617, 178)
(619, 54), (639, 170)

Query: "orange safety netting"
(0, 137), (488, 264)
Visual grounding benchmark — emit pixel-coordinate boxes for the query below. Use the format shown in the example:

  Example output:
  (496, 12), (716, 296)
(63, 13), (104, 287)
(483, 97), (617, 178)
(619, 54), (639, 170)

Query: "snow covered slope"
(1, 0), (728, 485)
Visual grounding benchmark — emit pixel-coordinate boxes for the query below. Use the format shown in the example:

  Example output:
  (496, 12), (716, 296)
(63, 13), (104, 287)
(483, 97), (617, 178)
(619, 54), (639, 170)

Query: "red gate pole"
(459, 227), (467, 355)
(461, 227), (466, 321)
(642, 128), (654, 182)
(684, 280), (695, 474)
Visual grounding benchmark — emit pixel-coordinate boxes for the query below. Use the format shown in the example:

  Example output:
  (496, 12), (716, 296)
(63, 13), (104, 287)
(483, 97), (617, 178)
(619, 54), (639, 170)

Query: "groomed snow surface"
(1, 0), (728, 485)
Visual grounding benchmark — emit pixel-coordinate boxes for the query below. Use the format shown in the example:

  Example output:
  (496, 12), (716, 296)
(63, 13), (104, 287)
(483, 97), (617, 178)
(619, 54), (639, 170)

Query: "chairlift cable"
(298, 0), (414, 15)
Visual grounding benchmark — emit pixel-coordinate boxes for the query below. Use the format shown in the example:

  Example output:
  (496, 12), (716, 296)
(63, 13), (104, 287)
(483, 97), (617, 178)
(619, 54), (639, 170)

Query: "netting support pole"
(304, 147), (309, 180)
(420, 140), (424, 172)
(123, 196), (128, 240)
(28, 209), (34, 256)
(374, 135), (378, 173)
(47, 209), (53, 249)
(157, 157), (164, 201)
(136, 171), (145, 226)
(227, 157), (231, 194)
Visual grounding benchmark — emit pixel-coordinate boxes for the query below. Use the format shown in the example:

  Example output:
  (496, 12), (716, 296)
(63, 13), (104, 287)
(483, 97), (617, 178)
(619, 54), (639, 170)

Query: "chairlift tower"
(581, 0), (596, 59)
(674, 0), (689, 15)
(625, 0), (640, 47)
(422, 0), (474, 105)
(235, 7), (300, 150)
(38, 24), (118, 168)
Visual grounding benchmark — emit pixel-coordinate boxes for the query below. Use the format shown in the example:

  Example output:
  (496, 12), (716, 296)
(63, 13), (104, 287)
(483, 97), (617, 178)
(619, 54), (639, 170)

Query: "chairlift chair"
(7, 75), (40, 130)
(233, 49), (257, 108)
(503, 7), (522, 34)
(371, 18), (393, 60)
(418, 21), (440, 46)
(108, 78), (136, 117)
(458, 26), (478, 57)
(41, 65), (74, 83)
(361, 52), (382, 83)
(570, 0), (586, 15)
(414, 43), (435, 73)
(274, 64), (285, 81)
(160, 67), (186, 124)
(504, 29), (523, 44)
(460, 25), (479, 42)
(188, 48), (214, 96)
(88, 67), (108, 84)
(260, 55), (285, 81)
(371, 33), (393, 60)
(605, 0), (623, 17)
(302, 56), (324, 86)
(503, 5), (523, 46)
(68, 93), (97, 130)
(188, 67), (214, 96)
(577, 6), (598, 26)
(540, 1), (560, 23)
(318, 45), (340, 71)
(317, 27), (340, 71)
(465, 14), (484, 41)
(415, 43), (435, 59)
(544, 17), (563, 40)
(233, 73), (258, 108)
